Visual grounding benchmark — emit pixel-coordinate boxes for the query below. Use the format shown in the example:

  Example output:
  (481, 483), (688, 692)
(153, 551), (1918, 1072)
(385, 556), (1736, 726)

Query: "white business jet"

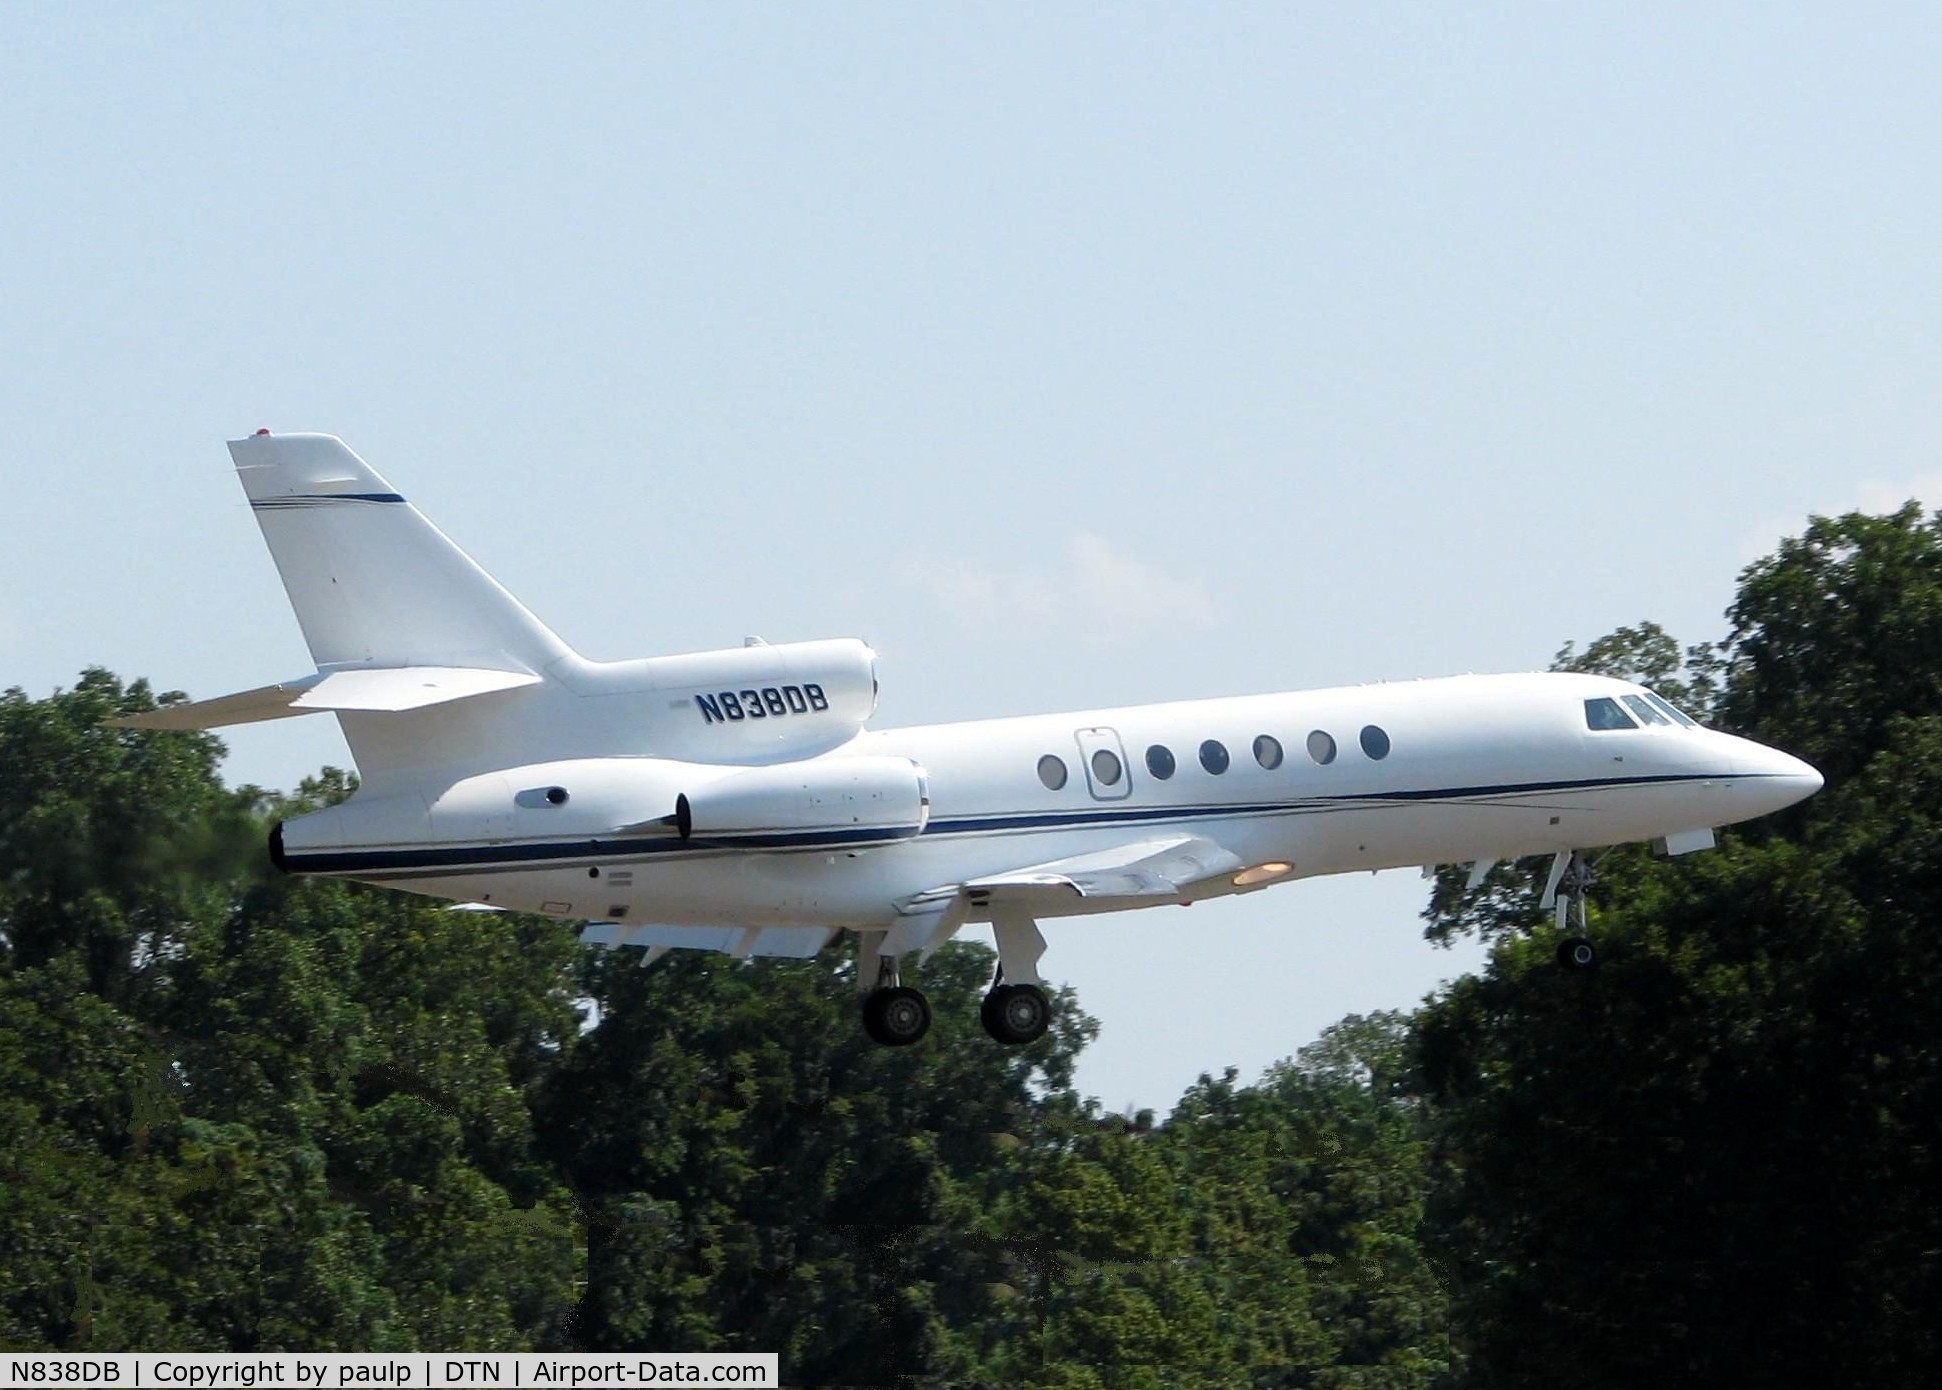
(120, 433), (1824, 1046)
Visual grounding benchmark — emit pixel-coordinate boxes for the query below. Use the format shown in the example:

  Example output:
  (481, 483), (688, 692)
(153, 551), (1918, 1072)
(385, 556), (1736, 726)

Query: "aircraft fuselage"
(123, 431), (1824, 1045)
(323, 670), (1816, 929)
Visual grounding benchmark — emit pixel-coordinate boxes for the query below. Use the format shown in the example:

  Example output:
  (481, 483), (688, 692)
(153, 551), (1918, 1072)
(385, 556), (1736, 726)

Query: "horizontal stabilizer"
(111, 666), (541, 731)
(578, 922), (838, 960)
(961, 834), (1244, 906)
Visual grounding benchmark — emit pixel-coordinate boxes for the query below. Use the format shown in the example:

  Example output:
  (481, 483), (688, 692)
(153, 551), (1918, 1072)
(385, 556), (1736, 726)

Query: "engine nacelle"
(639, 637), (880, 764)
(269, 750), (930, 873)
(677, 755), (930, 847)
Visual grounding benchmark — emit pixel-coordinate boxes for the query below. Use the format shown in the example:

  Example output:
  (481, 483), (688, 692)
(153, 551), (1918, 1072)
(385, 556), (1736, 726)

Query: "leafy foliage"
(0, 671), (1443, 1381)
(1, 673), (581, 1352)
(1410, 505), (1942, 1386)
(1551, 619), (1722, 720)
(8, 502), (1940, 1381)
(1718, 503), (1942, 785)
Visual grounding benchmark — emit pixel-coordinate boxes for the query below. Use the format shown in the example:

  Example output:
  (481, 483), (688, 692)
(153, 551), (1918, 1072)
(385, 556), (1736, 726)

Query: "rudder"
(229, 432), (574, 673)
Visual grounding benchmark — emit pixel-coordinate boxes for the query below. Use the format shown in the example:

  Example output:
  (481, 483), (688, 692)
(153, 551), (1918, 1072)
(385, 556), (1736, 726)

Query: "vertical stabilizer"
(229, 432), (574, 673)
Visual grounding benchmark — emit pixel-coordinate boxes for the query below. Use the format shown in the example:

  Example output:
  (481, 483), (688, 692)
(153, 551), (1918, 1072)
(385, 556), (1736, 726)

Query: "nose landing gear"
(1555, 935), (1599, 970)
(1543, 850), (1600, 971)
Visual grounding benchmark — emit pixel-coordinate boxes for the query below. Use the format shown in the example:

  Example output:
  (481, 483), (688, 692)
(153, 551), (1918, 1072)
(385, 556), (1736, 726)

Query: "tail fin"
(229, 432), (574, 672)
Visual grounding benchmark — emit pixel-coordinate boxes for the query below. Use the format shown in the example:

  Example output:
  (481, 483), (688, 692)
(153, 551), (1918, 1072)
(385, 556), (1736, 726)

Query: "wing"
(959, 833), (1245, 908)
(888, 833), (1246, 944)
(869, 833), (1248, 976)
(580, 835), (1244, 966)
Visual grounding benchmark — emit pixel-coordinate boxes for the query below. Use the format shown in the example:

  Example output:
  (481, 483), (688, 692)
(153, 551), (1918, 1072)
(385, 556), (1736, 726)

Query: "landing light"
(1234, 862), (1291, 887)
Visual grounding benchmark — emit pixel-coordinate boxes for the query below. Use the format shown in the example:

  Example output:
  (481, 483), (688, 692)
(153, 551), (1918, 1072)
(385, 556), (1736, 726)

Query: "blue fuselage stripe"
(279, 770), (1761, 879)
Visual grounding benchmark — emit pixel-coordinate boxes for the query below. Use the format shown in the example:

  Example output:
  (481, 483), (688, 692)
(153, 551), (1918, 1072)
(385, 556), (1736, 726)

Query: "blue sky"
(4, 3), (1937, 1109)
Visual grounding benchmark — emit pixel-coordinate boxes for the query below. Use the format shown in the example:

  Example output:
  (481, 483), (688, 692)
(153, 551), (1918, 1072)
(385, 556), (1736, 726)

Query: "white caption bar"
(5, 1353), (779, 1389)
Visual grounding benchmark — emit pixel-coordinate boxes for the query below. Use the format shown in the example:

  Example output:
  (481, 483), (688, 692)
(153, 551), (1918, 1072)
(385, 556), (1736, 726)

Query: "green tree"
(1162, 1017), (1453, 1388)
(952, 1013), (1452, 1388)
(1717, 502), (1942, 785)
(542, 939), (1094, 1382)
(1411, 508), (1942, 1386)
(962, 1091), (1229, 1389)
(0, 672), (583, 1352)
(1551, 620), (1721, 721)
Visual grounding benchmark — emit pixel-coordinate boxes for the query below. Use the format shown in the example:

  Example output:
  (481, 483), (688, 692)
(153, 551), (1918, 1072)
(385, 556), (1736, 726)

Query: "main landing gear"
(861, 957), (933, 1046)
(1543, 849), (1600, 972)
(858, 976), (1051, 1046)
(981, 975), (1051, 1045)
(856, 903), (1056, 1046)
(862, 984), (932, 1046)
(979, 904), (1051, 1044)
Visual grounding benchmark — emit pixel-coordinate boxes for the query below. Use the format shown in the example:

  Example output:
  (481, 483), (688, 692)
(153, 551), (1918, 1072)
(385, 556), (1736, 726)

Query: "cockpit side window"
(1644, 691), (1701, 728)
(1622, 694), (1671, 726)
(1584, 697), (1638, 731)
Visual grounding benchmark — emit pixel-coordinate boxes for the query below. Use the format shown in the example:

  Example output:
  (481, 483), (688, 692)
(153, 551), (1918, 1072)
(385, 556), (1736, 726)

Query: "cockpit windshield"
(1584, 697), (1636, 730)
(1622, 694), (1670, 726)
(1585, 690), (1703, 731)
(1643, 690), (1700, 727)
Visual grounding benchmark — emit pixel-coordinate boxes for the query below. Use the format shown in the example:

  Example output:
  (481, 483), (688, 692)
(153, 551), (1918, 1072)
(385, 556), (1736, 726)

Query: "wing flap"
(578, 923), (838, 960)
(961, 834), (1245, 906)
(111, 666), (541, 731)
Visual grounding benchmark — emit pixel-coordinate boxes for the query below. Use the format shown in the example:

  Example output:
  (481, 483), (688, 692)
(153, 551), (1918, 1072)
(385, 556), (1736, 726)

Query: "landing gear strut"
(853, 902), (1056, 1045)
(1545, 850), (1599, 972)
(861, 956), (931, 1046)
(980, 904), (1053, 1044)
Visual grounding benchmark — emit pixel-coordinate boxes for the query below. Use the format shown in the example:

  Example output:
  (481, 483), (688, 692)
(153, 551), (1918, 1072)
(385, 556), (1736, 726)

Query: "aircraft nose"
(1782, 754), (1824, 804)
(1739, 742), (1824, 810)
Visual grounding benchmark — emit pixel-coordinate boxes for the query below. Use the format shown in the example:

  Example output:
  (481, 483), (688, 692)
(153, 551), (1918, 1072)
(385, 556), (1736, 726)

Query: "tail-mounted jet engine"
(676, 756), (931, 848)
(269, 750), (929, 871)
(641, 637), (881, 764)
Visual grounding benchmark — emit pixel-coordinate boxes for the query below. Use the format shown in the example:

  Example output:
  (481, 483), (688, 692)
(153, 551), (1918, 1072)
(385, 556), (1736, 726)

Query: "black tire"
(980, 983), (1050, 1044)
(862, 986), (931, 1046)
(979, 988), (1003, 1037)
(1556, 936), (1599, 971)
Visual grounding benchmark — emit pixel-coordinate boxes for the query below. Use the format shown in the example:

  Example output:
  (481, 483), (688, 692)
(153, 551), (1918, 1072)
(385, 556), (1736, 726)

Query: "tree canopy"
(1414, 504), (1942, 1386)
(6, 504), (1942, 1384)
